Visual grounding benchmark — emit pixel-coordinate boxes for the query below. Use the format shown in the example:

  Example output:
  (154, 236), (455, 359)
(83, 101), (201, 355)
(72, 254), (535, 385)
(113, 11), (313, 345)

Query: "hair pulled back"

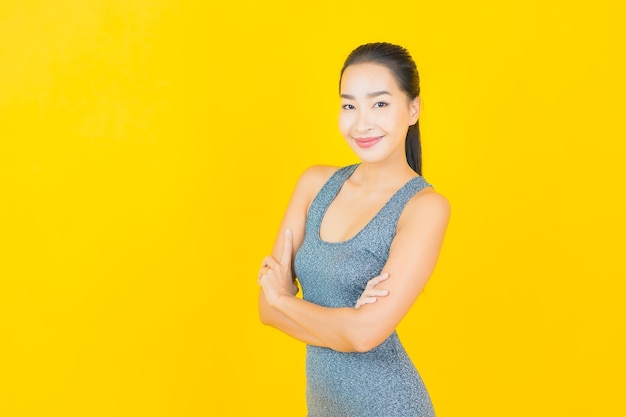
(340, 42), (422, 175)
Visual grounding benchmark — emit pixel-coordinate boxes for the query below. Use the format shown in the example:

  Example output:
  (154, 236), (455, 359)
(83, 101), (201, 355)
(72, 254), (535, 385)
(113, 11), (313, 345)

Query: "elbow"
(258, 306), (273, 327)
(258, 290), (276, 327)
(345, 319), (385, 353)
(350, 337), (382, 353)
(258, 299), (272, 327)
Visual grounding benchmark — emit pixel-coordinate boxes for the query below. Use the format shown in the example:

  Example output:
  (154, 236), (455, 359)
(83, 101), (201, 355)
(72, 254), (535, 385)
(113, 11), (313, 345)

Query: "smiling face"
(339, 62), (420, 165)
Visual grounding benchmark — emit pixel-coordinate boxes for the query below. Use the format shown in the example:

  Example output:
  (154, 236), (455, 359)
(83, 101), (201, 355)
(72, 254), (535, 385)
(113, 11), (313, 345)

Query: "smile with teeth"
(354, 136), (384, 148)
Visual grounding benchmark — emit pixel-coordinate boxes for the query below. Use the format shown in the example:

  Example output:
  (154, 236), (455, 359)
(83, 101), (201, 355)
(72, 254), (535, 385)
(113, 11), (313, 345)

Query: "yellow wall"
(1, 1), (624, 415)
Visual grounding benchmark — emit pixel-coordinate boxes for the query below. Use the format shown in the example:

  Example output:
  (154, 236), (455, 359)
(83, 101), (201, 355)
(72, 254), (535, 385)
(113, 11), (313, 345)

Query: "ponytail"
(405, 121), (422, 175)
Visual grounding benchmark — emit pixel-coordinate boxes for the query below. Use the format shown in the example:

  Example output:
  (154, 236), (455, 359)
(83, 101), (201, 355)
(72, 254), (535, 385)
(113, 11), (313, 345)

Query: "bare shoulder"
(295, 165), (340, 197)
(274, 165), (341, 256)
(399, 185), (451, 227)
(410, 186), (450, 213)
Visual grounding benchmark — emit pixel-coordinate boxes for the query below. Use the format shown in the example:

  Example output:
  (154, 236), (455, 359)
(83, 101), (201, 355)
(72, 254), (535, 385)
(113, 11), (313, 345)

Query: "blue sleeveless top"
(294, 164), (436, 417)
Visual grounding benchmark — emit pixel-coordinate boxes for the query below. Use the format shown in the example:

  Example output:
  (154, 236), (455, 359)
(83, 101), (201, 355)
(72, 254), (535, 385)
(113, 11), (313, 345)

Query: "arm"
(259, 190), (451, 353)
(257, 165), (338, 346)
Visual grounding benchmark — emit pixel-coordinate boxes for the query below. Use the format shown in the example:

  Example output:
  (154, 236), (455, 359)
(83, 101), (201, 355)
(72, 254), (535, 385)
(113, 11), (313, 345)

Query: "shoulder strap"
(305, 164), (359, 231)
(371, 176), (433, 230)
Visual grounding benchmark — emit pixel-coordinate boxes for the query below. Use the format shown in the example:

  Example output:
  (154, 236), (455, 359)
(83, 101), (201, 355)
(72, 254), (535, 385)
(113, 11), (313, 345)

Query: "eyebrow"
(340, 90), (392, 100)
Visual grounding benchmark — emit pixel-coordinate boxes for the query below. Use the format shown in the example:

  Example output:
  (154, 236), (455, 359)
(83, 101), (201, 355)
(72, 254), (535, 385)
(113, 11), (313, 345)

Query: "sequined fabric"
(294, 164), (436, 417)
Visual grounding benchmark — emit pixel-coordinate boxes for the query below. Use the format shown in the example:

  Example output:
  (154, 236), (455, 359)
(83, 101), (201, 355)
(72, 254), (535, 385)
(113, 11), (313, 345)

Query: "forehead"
(340, 63), (401, 95)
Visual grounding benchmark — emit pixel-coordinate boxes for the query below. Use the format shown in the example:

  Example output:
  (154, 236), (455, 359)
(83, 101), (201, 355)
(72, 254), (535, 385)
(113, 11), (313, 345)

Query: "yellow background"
(1, 1), (624, 415)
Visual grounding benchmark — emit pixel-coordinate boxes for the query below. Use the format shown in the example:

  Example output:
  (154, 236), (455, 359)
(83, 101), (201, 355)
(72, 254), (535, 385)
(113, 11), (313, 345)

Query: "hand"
(258, 229), (297, 306)
(354, 273), (390, 309)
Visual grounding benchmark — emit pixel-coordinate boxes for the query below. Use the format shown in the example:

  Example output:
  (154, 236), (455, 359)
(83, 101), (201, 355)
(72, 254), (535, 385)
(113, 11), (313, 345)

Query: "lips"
(354, 136), (383, 149)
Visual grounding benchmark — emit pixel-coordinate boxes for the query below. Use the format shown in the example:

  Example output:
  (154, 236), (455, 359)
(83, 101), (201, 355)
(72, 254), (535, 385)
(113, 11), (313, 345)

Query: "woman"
(258, 42), (450, 417)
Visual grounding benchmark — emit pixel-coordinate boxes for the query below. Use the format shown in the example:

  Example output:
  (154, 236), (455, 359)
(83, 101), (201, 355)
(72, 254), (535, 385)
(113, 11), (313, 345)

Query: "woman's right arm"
(257, 165), (337, 346)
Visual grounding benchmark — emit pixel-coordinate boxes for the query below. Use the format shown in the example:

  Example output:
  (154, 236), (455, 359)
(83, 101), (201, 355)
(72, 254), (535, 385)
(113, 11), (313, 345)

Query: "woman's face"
(339, 63), (419, 165)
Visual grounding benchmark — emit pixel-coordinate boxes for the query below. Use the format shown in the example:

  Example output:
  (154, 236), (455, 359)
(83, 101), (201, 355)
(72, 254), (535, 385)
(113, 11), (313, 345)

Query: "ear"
(409, 96), (421, 125)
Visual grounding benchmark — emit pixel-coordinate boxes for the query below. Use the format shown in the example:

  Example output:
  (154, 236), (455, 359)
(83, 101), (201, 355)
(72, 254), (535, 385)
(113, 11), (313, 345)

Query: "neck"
(352, 157), (417, 189)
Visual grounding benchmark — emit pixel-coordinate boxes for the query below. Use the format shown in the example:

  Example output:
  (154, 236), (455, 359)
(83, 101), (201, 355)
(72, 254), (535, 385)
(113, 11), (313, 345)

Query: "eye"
(373, 101), (388, 108)
(342, 103), (355, 110)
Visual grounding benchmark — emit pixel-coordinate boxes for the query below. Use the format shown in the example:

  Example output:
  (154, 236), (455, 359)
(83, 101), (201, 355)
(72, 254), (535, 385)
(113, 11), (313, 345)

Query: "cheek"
(384, 108), (401, 124)
(382, 108), (406, 131)
(338, 112), (355, 138)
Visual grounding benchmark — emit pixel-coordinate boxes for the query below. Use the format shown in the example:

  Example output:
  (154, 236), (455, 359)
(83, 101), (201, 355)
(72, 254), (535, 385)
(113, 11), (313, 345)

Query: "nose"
(355, 108), (373, 133)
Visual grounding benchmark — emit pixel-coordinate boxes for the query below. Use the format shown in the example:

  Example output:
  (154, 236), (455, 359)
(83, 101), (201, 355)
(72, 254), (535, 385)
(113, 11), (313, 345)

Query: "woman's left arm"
(258, 190), (450, 353)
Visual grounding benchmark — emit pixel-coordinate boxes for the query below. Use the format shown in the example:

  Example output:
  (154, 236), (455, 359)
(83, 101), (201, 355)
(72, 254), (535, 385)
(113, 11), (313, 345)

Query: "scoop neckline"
(317, 165), (423, 245)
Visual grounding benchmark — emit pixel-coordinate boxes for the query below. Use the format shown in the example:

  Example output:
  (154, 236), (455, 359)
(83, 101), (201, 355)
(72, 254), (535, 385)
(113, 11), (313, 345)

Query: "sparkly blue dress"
(294, 164), (436, 417)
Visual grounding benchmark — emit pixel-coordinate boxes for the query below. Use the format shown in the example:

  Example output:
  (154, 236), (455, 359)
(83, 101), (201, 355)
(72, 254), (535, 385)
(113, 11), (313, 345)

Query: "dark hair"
(340, 42), (422, 175)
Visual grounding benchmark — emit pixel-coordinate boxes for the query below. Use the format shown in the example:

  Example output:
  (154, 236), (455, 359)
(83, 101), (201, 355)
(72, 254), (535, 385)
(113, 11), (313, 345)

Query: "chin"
(350, 149), (388, 164)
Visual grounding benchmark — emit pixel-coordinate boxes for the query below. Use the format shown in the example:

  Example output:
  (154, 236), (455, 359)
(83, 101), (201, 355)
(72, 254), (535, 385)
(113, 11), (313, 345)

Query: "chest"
(294, 238), (388, 308)
(319, 187), (398, 243)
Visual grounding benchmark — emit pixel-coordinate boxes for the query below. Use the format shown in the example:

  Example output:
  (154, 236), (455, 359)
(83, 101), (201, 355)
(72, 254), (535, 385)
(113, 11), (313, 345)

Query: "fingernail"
(286, 228), (292, 235)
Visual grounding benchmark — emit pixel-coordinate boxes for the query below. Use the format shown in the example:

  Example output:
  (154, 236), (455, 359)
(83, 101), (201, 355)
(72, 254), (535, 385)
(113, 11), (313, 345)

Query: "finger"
(357, 297), (378, 305)
(258, 268), (269, 281)
(366, 273), (390, 289)
(257, 264), (270, 277)
(355, 297), (378, 309)
(280, 228), (293, 265)
(263, 256), (279, 270)
(364, 289), (389, 297)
